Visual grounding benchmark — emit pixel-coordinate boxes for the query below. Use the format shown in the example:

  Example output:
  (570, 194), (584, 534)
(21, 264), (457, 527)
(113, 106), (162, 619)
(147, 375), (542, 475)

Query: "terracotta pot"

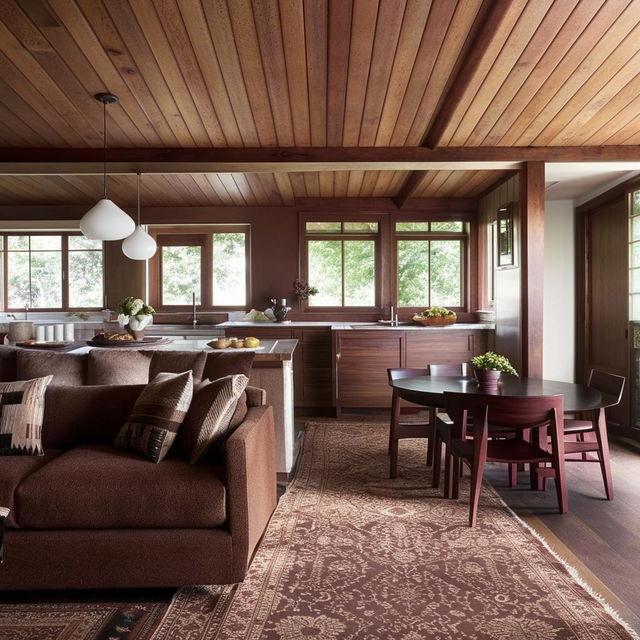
(474, 367), (501, 391)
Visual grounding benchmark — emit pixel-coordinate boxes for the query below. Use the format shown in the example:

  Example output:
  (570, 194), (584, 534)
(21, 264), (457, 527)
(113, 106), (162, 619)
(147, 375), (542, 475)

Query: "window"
(1, 233), (103, 311)
(395, 222), (466, 308)
(151, 227), (249, 309)
(304, 221), (378, 307)
(630, 191), (640, 320)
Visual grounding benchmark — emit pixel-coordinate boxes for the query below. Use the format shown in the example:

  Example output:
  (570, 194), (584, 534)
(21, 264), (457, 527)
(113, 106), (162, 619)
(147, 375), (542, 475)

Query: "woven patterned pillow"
(116, 371), (193, 463)
(182, 374), (249, 464)
(0, 376), (53, 456)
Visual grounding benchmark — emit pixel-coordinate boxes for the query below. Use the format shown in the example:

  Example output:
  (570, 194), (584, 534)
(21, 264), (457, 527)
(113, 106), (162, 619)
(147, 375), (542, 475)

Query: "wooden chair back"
(588, 370), (625, 407)
(387, 367), (429, 382)
(429, 363), (469, 377)
(443, 392), (564, 434)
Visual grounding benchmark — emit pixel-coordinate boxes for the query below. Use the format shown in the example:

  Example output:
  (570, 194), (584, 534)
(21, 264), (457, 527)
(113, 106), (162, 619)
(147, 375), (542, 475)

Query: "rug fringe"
(502, 503), (640, 640)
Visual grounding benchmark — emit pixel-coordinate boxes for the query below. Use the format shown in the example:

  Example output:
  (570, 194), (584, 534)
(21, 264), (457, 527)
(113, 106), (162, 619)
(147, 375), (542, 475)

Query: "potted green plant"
(471, 351), (518, 389)
(116, 297), (155, 341)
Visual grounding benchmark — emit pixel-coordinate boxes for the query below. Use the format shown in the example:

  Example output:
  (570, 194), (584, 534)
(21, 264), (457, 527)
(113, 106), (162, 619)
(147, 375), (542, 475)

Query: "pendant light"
(80, 93), (135, 241)
(122, 173), (157, 260)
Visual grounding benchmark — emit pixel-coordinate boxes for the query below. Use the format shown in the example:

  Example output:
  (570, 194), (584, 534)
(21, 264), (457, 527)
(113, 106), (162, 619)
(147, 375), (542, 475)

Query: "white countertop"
(219, 321), (495, 330)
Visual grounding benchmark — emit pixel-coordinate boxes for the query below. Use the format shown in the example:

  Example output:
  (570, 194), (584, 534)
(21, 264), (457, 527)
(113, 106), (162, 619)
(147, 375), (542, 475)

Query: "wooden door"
(580, 198), (630, 434)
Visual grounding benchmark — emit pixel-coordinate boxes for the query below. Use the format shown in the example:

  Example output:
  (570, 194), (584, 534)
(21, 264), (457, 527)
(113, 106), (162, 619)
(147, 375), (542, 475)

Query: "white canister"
(54, 324), (64, 341)
(64, 323), (74, 342)
(35, 325), (45, 342)
(45, 325), (54, 342)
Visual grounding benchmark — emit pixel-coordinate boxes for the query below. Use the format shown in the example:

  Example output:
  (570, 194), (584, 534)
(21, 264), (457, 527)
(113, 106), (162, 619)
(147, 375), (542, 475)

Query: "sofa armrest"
(225, 404), (277, 581)
(246, 386), (266, 407)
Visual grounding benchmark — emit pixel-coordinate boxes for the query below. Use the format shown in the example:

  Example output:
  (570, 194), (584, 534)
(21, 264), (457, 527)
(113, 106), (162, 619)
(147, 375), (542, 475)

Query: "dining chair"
(387, 367), (431, 478)
(443, 392), (567, 527)
(387, 363), (468, 479)
(563, 369), (625, 500)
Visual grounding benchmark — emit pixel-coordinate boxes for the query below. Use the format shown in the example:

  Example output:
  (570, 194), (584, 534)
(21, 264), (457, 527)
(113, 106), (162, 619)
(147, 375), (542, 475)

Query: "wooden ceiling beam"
(1, 146), (640, 175)
(421, 0), (516, 149)
(392, 170), (429, 208)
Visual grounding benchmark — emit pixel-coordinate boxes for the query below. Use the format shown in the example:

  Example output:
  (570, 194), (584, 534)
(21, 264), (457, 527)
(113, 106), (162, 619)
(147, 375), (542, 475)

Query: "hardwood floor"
(485, 437), (640, 634)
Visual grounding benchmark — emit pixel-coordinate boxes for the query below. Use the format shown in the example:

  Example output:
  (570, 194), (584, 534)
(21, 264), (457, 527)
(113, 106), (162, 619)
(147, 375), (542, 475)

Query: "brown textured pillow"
(202, 352), (254, 381)
(116, 371), (193, 463)
(0, 376), (53, 456)
(177, 374), (249, 464)
(0, 346), (18, 382)
(17, 351), (87, 386)
(148, 351), (207, 384)
(87, 349), (152, 385)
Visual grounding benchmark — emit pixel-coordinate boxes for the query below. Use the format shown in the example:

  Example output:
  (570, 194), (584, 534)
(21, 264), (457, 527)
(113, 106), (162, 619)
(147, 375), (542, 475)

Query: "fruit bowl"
(412, 315), (456, 326)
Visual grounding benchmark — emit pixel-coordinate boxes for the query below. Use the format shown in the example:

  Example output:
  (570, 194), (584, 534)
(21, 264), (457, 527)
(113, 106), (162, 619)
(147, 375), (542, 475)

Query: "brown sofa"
(0, 346), (277, 590)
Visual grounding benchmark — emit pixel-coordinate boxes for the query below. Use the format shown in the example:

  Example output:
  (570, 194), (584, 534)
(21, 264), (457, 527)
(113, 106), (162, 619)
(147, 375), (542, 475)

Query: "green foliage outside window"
(162, 245), (202, 305)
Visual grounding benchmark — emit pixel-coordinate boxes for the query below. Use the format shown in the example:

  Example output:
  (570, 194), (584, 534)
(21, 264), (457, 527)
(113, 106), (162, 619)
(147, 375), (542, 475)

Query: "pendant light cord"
(103, 99), (108, 199)
(137, 172), (141, 225)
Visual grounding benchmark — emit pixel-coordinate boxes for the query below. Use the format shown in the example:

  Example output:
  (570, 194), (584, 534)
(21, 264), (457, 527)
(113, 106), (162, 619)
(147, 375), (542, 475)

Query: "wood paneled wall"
(479, 174), (522, 374)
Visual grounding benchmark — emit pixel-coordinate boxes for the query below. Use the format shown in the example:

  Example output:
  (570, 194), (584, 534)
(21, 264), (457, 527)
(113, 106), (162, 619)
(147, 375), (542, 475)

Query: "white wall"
(543, 200), (575, 382)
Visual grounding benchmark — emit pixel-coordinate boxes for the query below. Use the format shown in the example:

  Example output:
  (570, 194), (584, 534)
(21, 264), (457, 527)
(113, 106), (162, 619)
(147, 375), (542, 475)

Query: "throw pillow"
(116, 371), (194, 463)
(179, 374), (249, 464)
(0, 376), (53, 456)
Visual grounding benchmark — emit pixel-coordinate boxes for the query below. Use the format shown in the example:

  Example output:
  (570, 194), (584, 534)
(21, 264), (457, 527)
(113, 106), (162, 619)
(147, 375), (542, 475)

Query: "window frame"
(148, 225), (251, 311)
(393, 223), (468, 311)
(1, 232), (104, 312)
(300, 214), (384, 311)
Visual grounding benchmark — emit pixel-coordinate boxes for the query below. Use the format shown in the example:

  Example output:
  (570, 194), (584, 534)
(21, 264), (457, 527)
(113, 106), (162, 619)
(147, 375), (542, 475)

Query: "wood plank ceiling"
(0, 0), (639, 207)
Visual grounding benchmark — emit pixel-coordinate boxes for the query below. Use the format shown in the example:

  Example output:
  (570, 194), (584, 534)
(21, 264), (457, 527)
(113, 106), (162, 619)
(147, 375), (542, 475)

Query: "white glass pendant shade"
(122, 225), (157, 260)
(80, 198), (135, 240)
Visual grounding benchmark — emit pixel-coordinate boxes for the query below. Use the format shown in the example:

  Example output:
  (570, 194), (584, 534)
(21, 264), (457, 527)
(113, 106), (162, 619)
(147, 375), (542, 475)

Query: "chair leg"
(432, 429), (442, 489)
(593, 408), (614, 500)
(508, 463), (518, 487)
(469, 430), (488, 527)
(425, 407), (436, 467)
(550, 423), (568, 514)
(444, 439), (455, 499)
(388, 393), (400, 456)
(451, 456), (461, 500)
(578, 432), (588, 461)
(389, 438), (399, 479)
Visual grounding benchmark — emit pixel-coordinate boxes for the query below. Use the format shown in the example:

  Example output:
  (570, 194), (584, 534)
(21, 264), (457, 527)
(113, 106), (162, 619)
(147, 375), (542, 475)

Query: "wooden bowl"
(412, 315), (456, 326)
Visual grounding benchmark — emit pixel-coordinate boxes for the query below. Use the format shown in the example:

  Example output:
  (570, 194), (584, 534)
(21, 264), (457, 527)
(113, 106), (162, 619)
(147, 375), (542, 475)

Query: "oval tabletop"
(389, 376), (612, 413)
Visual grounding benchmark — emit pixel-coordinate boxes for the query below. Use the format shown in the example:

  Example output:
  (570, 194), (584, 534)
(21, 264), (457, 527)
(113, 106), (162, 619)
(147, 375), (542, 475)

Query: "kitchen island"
(219, 321), (494, 413)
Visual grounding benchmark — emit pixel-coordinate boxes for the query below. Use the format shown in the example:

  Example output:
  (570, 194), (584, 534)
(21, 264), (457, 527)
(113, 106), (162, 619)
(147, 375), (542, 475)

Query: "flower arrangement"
(293, 279), (318, 300)
(471, 351), (518, 376)
(117, 296), (155, 332)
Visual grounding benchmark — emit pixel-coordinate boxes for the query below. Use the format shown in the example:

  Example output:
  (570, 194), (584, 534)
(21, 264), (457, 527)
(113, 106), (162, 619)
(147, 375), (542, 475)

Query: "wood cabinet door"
(405, 331), (486, 368)
(335, 331), (403, 408)
(293, 328), (332, 406)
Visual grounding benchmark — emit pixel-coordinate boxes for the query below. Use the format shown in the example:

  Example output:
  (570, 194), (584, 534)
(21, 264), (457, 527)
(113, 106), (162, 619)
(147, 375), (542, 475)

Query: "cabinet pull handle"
(336, 353), (341, 361)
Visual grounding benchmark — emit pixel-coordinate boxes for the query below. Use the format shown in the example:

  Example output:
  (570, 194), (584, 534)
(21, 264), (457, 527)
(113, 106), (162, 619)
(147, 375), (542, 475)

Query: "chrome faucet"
(192, 292), (197, 328)
(389, 305), (399, 326)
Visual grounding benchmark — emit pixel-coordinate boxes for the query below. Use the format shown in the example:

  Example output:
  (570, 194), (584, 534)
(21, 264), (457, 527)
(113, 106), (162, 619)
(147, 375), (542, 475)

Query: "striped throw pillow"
(116, 370), (193, 463)
(0, 376), (53, 456)
(184, 374), (249, 464)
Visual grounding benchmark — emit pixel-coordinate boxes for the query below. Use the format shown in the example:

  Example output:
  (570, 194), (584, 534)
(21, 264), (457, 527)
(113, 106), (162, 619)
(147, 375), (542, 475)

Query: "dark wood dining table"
(388, 375), (618, 413)
(388, 375), (620, 494)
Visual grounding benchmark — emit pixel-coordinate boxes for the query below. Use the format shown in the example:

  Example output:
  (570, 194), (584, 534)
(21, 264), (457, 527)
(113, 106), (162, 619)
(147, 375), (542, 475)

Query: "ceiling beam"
(421, 0), (515, 149)
(1, 146), (640, 175)
(392, 170), (429, 208)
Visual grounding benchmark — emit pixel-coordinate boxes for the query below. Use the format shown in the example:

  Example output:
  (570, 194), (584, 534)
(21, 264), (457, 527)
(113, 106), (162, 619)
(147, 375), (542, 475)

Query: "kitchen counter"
(219, 321), (495, 331)
(158, 338), (297, 361)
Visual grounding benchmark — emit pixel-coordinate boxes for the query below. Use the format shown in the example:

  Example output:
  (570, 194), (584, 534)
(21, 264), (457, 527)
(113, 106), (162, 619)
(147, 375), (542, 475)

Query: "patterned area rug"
(3, 422), (638, 639)
(150, 421), (638, 640)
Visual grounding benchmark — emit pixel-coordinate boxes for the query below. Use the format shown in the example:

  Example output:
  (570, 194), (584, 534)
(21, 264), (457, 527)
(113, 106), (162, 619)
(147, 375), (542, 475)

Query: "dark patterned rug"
(3, 422), (638, 639)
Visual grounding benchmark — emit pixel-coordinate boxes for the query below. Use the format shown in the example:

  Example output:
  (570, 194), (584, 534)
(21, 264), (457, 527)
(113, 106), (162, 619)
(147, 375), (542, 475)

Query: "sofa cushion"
(42, 384), (145, 449)
(16, 444), (226, 529)
(0, 376), (53, 456)
(177, 374), (249, 464)
(0, 449), (64, 528)
(87, 349), (152, 385)
(203, 352), (254, 381)
(17, 350), (86, 386)
(0, 346), (18, 382)
(116, 371), (193, 463)
(148, 350), (207, 384)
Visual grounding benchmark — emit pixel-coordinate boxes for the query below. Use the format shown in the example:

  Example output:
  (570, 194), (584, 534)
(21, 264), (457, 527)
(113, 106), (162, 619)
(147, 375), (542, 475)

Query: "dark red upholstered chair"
(563, 369), (624, 500)
(388, 363), (468, 480)
(444, 392), (567, 527)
